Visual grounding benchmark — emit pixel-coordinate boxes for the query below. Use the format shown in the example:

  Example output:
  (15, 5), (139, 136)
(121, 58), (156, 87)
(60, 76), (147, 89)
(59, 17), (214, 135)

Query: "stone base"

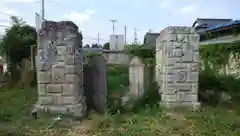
(159, 101), (201, 111)
(32, 103), (87, 119)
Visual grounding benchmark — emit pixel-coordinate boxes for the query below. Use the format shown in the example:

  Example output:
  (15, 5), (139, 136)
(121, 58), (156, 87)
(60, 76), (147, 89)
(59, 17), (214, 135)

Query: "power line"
(46, 0), (145, 34)
(46, 0), (110, 22)
(45, 0), (148, 43)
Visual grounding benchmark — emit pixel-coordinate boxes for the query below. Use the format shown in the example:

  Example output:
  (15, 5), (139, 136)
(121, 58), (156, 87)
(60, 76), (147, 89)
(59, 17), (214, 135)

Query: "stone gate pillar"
(34, 21), (86, 118)
(155, 26), (200, 110)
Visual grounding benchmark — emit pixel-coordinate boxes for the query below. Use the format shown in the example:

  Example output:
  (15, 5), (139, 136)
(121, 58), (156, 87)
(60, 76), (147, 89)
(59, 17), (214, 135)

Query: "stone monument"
(33, 21), (86, 118)
(155, 26), (200, 110)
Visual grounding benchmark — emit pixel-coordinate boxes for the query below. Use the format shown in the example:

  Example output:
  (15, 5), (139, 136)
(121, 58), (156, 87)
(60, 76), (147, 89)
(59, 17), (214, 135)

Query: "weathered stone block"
(47, 106), (69, 114)
(47, 84), (62, 93)
(64, 55), (75, 65)
(189, 34), (199, 42)
(175, 70), (188, 83)
(66, 75), (79, 83)
(162, 94), (177, 102)
(166, 57), (181, 66)
(187, 72), (198, 83)
(52, 66), (65, 83)
(39, 96), (53, 105)
(65, 65), (79, 74)
(172, 42), (183, 49)
(192, 83), (198, 93)
(193, 52), (199, 62)
(160, 101), (200, 111)
(165, 74), (175, 83)
(163, 83), (192, 92)
(62, 83), (77, 95)
(162, 26), (194, 34)
(68, 103), (87, 118)
(168, 48), (183, 58)
(37, 71), (51, 83)
(52, 95), (62, 105)
(177, 92), (198, 102)
(64, 55), (81, 65)
(176, 34), (189, 42)
(189, 63), (198, 72)
(38, 84), (47, 95)
(62, 97), (76, 105)
(57, 46), (69, 56)
(157, 33), (177, 43)
(169, 63), (188, 70)
(36, 61), (52, 71)
(181, 52), (193, 62)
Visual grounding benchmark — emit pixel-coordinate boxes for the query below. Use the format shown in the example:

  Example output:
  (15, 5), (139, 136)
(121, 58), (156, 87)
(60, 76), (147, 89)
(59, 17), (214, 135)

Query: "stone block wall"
(34, 21), (86, 118)
(155, 26), (200, 110)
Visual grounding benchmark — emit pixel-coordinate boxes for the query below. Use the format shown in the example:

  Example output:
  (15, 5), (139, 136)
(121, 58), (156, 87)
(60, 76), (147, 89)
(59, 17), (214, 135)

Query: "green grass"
(0, 88), (67, 136)
(107, 64), (129, 92)
(1, 87), (240, 135)
(1, 65), (240, 135)
(89, 104), (240, 136)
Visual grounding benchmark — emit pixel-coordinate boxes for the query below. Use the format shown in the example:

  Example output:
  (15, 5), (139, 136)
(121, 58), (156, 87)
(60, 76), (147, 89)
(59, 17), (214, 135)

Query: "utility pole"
(168, 10), (170, 26)
(110, 20), (117, 34)
(134, 28), (138, 44)
(97, 32), (100, 45)
(124, 25), (127, 44)
(41, 0), (45, 19)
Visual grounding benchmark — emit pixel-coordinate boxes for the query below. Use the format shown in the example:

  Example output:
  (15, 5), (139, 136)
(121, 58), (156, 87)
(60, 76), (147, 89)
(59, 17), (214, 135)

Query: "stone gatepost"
(34, 21), (86, 118)
(155, 26), (200, 110)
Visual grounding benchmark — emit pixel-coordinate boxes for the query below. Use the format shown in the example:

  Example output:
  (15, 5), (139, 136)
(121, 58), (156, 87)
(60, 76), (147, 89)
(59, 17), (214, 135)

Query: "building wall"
(110, 35), (125, 50)
(103, 50), (131, 65)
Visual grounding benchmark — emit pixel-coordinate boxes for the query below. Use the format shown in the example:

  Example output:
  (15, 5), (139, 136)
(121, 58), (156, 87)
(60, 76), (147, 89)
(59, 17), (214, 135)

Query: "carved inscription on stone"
(168, 49), (183, 57)
(177, 71), (187, 82)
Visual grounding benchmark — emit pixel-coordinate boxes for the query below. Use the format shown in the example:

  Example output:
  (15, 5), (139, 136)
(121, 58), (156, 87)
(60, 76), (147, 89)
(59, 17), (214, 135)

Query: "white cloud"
(180, 5), (196, 14)
(0, 4), (25, 34)
(2, 0), (37, 3)
(0, 7), (21, 17)
(62, 10), (96, 25)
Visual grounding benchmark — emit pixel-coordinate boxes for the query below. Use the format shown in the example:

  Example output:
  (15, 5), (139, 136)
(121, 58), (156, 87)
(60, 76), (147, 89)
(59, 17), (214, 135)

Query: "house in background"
(142, 18), (239, 46)
(192, 18), (233, 32)
(142, 33), (160, 49)
(192, 18), (240, 41)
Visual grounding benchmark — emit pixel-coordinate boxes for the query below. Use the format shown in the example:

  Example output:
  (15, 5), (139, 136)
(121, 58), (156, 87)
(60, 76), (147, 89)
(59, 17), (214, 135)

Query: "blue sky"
(0, 0), (239, 45)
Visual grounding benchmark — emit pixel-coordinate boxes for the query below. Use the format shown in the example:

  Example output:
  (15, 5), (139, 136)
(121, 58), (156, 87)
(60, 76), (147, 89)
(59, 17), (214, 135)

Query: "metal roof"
(193, 18), (233, 28)
(143, 33), (160, 46)
(206, 20), (240, 31)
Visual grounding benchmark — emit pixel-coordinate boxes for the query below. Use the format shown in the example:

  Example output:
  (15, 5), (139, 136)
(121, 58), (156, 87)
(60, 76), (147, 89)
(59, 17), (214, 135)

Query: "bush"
(107, 64), (129, 113)
(132, 81), (160, 112)
(199, 68), (240, 104)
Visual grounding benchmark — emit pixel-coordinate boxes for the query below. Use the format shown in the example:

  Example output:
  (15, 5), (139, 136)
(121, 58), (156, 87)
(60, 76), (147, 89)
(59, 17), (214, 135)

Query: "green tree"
(83, 44), (90, 48)
(103, 42), (110, 50)
(0, 16), (37, 75)
(92, 43), (100, 48)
